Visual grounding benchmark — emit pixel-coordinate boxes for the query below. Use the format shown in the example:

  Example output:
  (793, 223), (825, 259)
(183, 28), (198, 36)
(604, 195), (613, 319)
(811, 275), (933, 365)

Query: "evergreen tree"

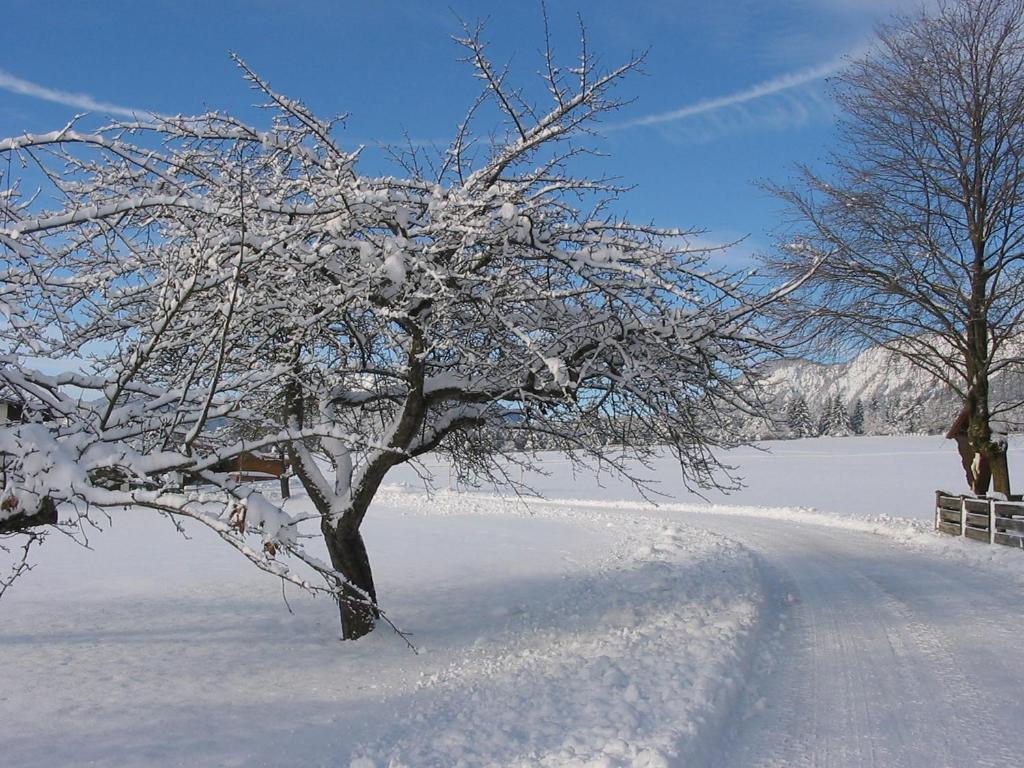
(827, 394), (850, 435)
(904, 400), (925, 434)
(885, 395), (903, 433)
(850, 398), (865, 435)
(787, 395), (815, 438)
(817, 406), (830, 436)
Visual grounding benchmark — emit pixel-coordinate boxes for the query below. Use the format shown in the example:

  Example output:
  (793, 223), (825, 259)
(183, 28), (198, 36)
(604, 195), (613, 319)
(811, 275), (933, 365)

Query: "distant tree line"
(719, 391), (944, 442)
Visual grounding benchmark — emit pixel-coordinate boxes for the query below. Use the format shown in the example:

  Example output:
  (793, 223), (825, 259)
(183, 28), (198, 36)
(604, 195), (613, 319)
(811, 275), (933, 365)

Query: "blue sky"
(0, 1), (921, 267)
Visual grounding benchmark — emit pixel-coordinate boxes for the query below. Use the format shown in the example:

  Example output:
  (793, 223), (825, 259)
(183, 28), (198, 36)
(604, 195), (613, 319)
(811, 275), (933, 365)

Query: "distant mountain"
(734, 343), (1024, 440)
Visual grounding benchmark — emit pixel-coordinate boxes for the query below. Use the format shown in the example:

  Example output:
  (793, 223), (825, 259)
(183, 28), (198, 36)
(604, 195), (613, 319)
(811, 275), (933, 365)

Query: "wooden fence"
(934, 491), (1024, 549)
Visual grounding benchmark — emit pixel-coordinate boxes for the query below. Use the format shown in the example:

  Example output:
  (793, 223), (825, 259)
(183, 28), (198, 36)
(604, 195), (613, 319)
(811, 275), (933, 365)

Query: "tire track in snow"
(858, 567), (1021, 768)
(681, 513), (1024, 768)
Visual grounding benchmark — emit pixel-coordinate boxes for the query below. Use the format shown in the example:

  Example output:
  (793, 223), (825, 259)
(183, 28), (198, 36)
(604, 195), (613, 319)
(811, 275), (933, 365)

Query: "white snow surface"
(4, 434), (1024, 766)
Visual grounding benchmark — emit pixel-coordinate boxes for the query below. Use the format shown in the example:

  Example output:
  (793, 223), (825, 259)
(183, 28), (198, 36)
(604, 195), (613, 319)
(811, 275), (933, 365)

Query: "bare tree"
(0, 21), (798, 639)
(766, 0), (1024, 496)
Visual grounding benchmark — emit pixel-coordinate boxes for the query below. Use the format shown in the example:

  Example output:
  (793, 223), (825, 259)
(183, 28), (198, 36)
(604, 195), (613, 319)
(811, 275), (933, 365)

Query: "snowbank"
(2, 488), (767, 768)
(350, 490), (767, 767)
(424, 488), (1024, 593)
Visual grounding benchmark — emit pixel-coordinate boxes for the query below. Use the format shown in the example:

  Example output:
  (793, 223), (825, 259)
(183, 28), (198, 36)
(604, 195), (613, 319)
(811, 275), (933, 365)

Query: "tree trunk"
(276, 446), (290, 499)
(952, 433), (976, 489)
(962, 370), (1014, 497)
(987, 443), (1011, 497)
(321, 522), (379, 640)
(970, 450), (991, 495)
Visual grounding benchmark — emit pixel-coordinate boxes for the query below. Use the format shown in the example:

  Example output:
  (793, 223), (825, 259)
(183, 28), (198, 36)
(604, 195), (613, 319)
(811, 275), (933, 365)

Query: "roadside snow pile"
(453, 489), (1024, 590)
(350, 489), (765, 768)
(1, 488), (767, 768)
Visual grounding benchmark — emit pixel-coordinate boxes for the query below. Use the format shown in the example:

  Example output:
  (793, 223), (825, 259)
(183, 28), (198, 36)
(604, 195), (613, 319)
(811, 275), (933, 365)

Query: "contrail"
(613, 56), (846, 131)
(0, 69), (156, 119)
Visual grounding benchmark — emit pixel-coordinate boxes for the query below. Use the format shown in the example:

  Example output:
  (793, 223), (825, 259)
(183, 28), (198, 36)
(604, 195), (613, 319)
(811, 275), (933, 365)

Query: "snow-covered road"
(679, 511), (1024, 768)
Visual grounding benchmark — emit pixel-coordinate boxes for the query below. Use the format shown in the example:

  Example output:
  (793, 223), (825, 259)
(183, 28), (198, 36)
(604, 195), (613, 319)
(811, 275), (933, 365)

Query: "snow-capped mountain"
(738, 343), (1024, 439)
(761, 345), (959, 435)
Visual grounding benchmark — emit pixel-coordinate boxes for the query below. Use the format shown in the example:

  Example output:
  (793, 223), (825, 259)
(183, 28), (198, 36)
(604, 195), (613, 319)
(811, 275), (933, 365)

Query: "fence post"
(961, 497), (967, 536)
(989, 498), (997, 545)
(934, 490), (941, 531)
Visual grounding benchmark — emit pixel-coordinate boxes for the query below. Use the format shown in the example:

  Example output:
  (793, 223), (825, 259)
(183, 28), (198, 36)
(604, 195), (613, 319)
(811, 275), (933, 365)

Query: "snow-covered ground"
(398, 433), (993, 519)
(4, 435), (1024, 766)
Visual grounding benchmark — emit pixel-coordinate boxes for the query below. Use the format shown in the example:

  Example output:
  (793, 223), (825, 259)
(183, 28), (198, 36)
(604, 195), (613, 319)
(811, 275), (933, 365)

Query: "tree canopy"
(0, 23), (797, 636)
(766, 0), (1024, 495)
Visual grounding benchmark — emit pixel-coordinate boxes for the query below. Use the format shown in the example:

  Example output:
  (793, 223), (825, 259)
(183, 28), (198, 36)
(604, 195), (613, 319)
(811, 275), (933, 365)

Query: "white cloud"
(0, 69), (155, 119)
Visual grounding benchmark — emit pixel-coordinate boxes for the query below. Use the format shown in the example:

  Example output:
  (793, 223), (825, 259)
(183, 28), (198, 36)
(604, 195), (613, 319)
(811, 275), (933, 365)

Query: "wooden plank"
(964, 498), (990, 514)
(939, 509), (963, 524)
(966, 511), (990, 529)
(994, 516), (1024, 534)
(964, 526), (990, 543)
(937, 521), (962, 536)
(994, 532), (1024, 549)
(993, 501), (1024, 518)
(937, 496), (963, 511)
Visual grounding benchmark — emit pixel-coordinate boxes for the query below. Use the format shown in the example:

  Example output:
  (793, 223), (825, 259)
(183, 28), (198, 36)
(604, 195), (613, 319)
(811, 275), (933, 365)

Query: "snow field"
(8, 434), (1024, 766)
(395, 434), (1024, 587)
(398, 434), (997, 518)
(1, 486), (769, 768)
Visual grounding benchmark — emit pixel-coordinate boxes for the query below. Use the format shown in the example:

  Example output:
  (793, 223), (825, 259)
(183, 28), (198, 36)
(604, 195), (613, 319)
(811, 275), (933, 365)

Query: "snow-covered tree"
(0, 25), (802, 638)
(816, 406), (830, 437)
(864, 395), (886, 434)
(823, 394), (850, 436)
(849, 398), (865, 435)
(787, 396), (815, 438)
(884, 396), (903, 434)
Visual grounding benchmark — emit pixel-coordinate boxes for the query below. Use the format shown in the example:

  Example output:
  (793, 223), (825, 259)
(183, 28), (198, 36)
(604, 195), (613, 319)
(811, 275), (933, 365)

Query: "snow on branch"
(0, 18), (790, 639)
